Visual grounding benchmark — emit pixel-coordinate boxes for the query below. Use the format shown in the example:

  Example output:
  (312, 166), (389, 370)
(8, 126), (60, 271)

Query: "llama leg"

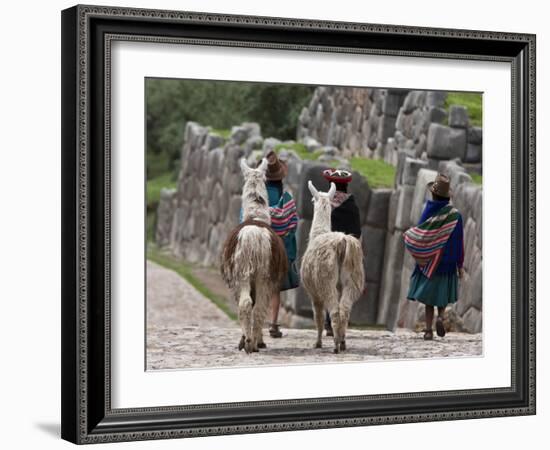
(338, 290), (354, 352)
(252, 281), (271, 351)
(312, 300), (324, 348)
(237, 281), (254, 354)
(326, 287), (341, 354)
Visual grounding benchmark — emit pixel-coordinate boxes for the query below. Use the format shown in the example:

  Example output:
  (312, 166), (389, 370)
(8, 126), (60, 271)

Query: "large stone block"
(377, 114), (397, 144)
(402, 157), (428, 186)
(426, 123), (466, 160)
(288, 285), (314, 318)
(376, 231), (405, 326)
(448, 128), (467, 160)
(395, 257), (417, 330)
(409, 168), (437, 225)
(395, 185), (415, 230)
(402, 91), (426, 113)
(427, 106), (447, 124)
(426, 91), (447, 108)
(462, 307), (482, 333)
(296, 219), (312, 263)
(469, 263), (482, 310)
(468, 126), (483, 145)
(362, 226), (386, 282)
(350, 282), (380, 325)
(262, 137), (281, 153)
(349, 171), (371, 225)
(382, 91), (404, 117)
(297, 162), (331, 219)
(465, 143), (482, 163)
(155, 188), (177, 247)
(463, 218), (477, 272)
(387, 188), (400, 233)
(207, 147), (225, 178)
(448, 105), (469, 128)
(365, 189), (392, 228)
(204, 133), (225, 151)
(242, 122), (261, 138)
(302, 136), (322, 153)
(230, 126), (249, 145)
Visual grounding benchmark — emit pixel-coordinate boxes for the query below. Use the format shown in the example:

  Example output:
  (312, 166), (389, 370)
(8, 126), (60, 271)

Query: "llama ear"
(240, 158), (252, 176)
(328, 182), (336, 200)
(308, 180), (319, 200)
(257, 157), (268, 174)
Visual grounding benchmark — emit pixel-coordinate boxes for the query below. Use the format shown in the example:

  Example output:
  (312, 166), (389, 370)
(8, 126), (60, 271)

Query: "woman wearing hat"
(242, 151), (300, 338)
(403, 173), (464, 341)
(321, 168), (362, 336)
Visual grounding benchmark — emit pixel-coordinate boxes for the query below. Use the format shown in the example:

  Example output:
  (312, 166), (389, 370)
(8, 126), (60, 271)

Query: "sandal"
(423, 329), (433, 341)
(269, 323), (283, 338)
(436, 317), (446, 338)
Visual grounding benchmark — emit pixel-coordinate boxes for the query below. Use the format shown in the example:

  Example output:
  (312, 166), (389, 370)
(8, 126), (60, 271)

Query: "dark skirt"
(280, 259), (300, 291)
(407, 269), (458, 308)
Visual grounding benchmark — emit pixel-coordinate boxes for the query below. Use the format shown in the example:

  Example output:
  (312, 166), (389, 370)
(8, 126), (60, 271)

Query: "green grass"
(348, 157), (396, 189)
(470, 173), (482, 185)
(147, 246), (237, 321)
(445, 92), (483, 127)
(147, 173), (177, 207)
(210, 128), (231, 139)
(274, 142), (323, 160)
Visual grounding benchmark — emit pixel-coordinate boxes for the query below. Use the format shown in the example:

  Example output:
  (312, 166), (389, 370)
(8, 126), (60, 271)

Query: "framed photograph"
(61, 4), (536, 444)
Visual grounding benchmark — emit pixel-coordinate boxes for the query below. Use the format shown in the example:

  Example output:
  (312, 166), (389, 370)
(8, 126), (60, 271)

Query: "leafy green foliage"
(348, 157), (396, 189)
(470, 173), (483, 185)
(147, 245), (237, 321)
(445, 92), (483, 127)
(146, 78), (314, 179)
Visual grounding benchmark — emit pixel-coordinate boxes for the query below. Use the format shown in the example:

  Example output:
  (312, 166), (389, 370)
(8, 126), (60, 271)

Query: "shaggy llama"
(220, 158), (288, 353)
(300, 181), (365, 353)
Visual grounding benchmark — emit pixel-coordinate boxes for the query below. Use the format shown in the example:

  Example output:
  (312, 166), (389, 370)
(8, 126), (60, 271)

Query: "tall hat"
(262, 150), (288, 181)
(427, 173), (451, 198)
(322, 168), (353, 184)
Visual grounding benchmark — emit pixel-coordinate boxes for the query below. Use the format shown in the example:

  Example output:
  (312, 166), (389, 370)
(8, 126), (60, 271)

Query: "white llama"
(300, 181), (365, 353)
(220, 158), (288, 353)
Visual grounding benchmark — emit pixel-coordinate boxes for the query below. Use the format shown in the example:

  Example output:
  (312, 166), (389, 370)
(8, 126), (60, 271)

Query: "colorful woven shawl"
(269, 191), (298, 237)
(403, 204), (460, 278)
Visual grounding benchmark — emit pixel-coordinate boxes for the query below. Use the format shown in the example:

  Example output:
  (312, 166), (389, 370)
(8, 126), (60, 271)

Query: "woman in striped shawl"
(240, 151), (299, 338)
(403, 173), (464, 341)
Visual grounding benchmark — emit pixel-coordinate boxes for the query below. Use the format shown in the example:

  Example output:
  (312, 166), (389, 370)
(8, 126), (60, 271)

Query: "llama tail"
(340, 236), (365, 300)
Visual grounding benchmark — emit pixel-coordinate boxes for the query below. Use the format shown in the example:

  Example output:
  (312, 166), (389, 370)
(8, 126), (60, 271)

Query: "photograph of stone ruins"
(146, 79), (483, 370)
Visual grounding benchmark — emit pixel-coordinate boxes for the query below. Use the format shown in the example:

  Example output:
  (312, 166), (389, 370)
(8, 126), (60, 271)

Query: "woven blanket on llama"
(403, 204), (459, 278)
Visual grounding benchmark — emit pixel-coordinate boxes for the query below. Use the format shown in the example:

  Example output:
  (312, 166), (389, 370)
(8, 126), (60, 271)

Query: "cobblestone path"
(146, 261), (482, 370)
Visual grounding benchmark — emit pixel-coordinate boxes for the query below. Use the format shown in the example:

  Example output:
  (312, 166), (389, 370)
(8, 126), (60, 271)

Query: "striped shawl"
(403, 204), (460, 278)
(269, 191), (298, 236)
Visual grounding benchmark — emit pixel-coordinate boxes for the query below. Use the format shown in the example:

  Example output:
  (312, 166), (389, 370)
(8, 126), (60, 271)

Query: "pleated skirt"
(407, 268), (458, 308)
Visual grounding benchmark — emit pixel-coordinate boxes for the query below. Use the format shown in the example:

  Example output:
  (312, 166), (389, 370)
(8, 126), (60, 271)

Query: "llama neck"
(242, 183), (271, 225)
(309, 206), (331, 240)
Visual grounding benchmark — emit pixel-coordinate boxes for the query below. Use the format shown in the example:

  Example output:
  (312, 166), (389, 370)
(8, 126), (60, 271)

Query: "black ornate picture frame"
(61, 4), (536, 444)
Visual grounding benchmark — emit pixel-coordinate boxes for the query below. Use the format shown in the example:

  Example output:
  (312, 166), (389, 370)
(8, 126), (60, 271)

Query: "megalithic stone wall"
(297, 87), (409, 157)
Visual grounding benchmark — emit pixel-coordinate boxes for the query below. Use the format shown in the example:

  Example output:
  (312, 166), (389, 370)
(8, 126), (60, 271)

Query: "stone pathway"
(146, 261), (482, 370)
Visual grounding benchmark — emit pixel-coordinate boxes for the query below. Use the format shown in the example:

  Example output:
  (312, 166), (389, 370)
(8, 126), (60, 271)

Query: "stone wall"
(297, 87), (483, 174)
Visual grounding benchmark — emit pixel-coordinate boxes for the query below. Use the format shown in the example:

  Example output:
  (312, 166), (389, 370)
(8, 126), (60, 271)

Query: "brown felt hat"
(427, 173), (451, 198)
(263, 150), (288, 181)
